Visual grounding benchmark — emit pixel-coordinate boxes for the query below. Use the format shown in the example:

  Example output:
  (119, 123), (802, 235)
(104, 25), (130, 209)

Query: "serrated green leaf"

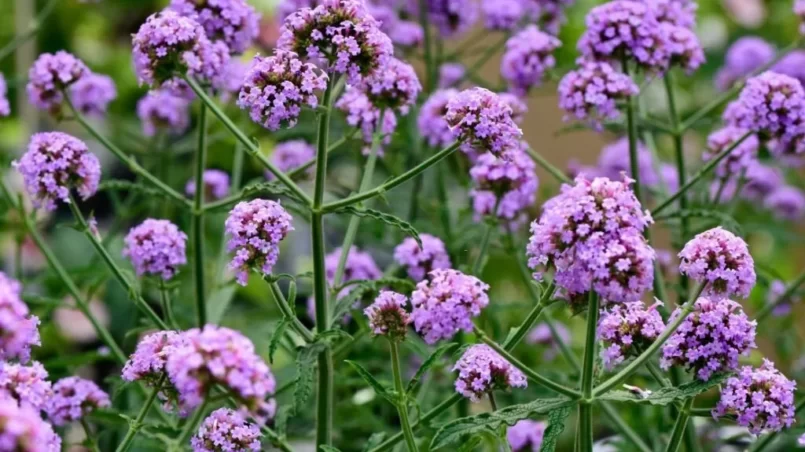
(274, 405), (291, 439)
(429, 398), (575, 450)
(335, 206), (421, 247)
(344, 360), (396, 404)
(363, 433), (387, 451)
(599, 372), (732, 406)
(317, 328), (352, 345)
(294, 342), (328, 413)
(539, 405), (572, 452)
(332, 283), (373, 324)
(654, 209), (742, 235)
(406, 342), (458, 394)
(269, 318), (290, 364)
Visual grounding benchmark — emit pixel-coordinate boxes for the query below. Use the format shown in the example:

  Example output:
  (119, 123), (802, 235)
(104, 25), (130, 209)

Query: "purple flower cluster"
(69, 73), (117, 118)
(427, 0), (479, 37)
(411, 269), (489, 344)
(678, 227), (756, 300)
(481, 0), (523, 31)
(336, 87), (398, 155)
(0, 73), (9, 116)
(703, 127), (758, 178)
(507, 419), (546, 452)
(438, 64), (464, 89)
(663, 24), (705, 74)
(191, 408), (262, 452)
(185, 169), (231, 201)
(765, 186), (805, 221)
(418, 89), (458, 148)
(225, 199), (294, 285)
(648, 0), (697, 28)
(237, 51), (328, 131)
(26, 51), (89, 113)
(661, 297), (756, 381)
(168, 0), (260, 55)
(45, 377), (110, 426)
(445, 88), (523, 155)
(772, 50), (805, 89)
(469, 148), (538, 227)
(525, 0), (574, 35)
(267, 140), (315, 179)
(453, 344), (526, 402)
(501, 25), (561, 97)
(362, 57), (421, 114)
(137, 90), (192, 137)
(13, 132), (101, 211)
(364, 291), (411, 340)
(0, 361), (51, 411)
(557, 62), (639, 130)
(0, 399), (61, 452)
(715, 37), (775, 91)
(0, 273), (40, 363)
(527, 322), (571, 361)
(123, 219), (188, 281)
(122, 330), (184, 386)
(743, 161), (784, 201)
(597, 301), (665, 370)
(325, 246), (382, 285)
(713, 359), (796, 434)
(393, 234), (452, 282)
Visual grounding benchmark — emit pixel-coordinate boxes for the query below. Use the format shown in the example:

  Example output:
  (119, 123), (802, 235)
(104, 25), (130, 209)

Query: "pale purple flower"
(277, 0), (321, 21)
(597, 138), (658, 187)
(217, 59), (250, 100)
(225, 199), (294, 285)
(644, 0), (697, 28)
(137, 90), (192, 137)
(0, 273), (40, 363)
(765, 186), (805, 220)
(366, 3), (423, 48)
(335, 86), (398, 155)
(45, 377), (110, 426)
(715, 37), (775, 91)
(411, 269), (489, 344)
(482, 0), (524, 31)
(26, 51), (89, 113)
(469, 148), (538, 227)
(419, 89), (458, 148)
(69, 73), (117, 118)
(766, 279), (799, 317)
(507, 419), (546, 452)
(169, 0), (260, 55)
(362, 57), (421, 114)
(325, 246), (382, 286)
(743, 161), (783, 201)
(0, 361), (51, 412)
(501, 25), (561, 96)
(364, 290), (411, 340)
(122, 330), (184, 385)
(598, 301), (665, 370)
(678, 227), (756, 300)
(427, 0), (479, 37)
(703, 127), (759, 178)
(13, 132), (101, 211)
(438, 63), (465, 89)
(527, 322), (570, 361)
(557, 62), (639, 130)
(453, 344), (526, 402)
(394, 234), (452, 282)
(796, 0), (805, 35)
(524, 0), (575, 35)
(191, 408), (262, 451)
(185, 169), (230, 201)
(123, 219), (188, 281)
(0, 73), (10, 116)
(0, 399), (61, 452)
(663, 24), (705, 74)
(771, 50), (805, 89)
(659, 163), (679, 193)
(267, 140), (315, 179)
(445, 87), (523, 156)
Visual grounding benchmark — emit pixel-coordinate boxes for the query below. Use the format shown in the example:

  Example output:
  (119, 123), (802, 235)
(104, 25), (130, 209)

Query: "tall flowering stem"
(664, 72), (690, 294)
(390, 341), (419, 452)
(268, 280), (314, 343)
(578, 293), (599, 452)
(115, 376), (164, 452)
(622, 60), (643, 203)
(192, 103), (207, 326)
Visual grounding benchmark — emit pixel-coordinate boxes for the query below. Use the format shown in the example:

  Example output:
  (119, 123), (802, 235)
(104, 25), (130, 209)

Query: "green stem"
(665, 398), (694, 452)
(418, 0), (435, 92)
(577, 293), (599, 452)
(471, 216), (496, 276)
(755, 269), (805, 323)
(622, 59), (642, 203)
(390, 341), (419, 452)
(116, 376), (164, 452)
(0, 0), (60, 63)
(525, 146), (571, 184)
(177, 398), (209, 445)
(435, 166), (453, 243)
(599, 402), (652, 452)
(193, 103), (208, 326)
(269, 280), (314, 342)
(81, 418), (101, 452)
(664, 74), (690, 298)
(159, 280), (178, 329)
(577, 403), (593, 452)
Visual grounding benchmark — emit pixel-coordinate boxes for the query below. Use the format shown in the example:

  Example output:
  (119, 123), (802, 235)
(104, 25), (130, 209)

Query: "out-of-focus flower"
(53, 297), (110, 344)
(266, 140), (315, 179)
(453, 344), (526, 401)
(169, 0), (260, 55)
(469, 147), (538, 228)
(411, 269), (489, 344)
(26, 51), (89, 113)
(446, 87), (523, 156)
(394, 234), (452, 282)
(663, 24), (705, 74)
(507, 419), (546, 452)
(335, 86), (398, 155)
(557, 62), (639, 130)
(0, 399), (61, 452)
(796, 0), (805, 35)
(766, 279), (800, 317)
(596, 138), (658, 187)
(123, 219), (188, 281)
(69, 73), (117, 118)
(723, 0), (765, 28)
(191, 408), (262, 451)
(427, 0), (479, 38)
(0, 272), (40, 363)
(742, 161), (783, 201)
(598, 301), (665, 370)
(481, 0), (523, 31)
(527, 322), (571, 361)
(498, 93), (528, 125)
(216, 59), (249, 101)
(524, 0), (575, 35)
(678, 227), (756, 300)
(46, 377), (110, 426)
(419, 89), (458, 148)
(185, 169), (230, 201)
(0, 73), (10, 116)
(225, 199), (293, 286)
(137, 90), (192, 137)
(765, 186), (805, 221)
(364, 291), (411, 341)
(714, 37), (774, 91)
(277, 0), (321, 21)
(703, 127), (758, 178)
(0, 361), (52, 411)
(438, 63), (465, 89)
(367, 2), (423, 48)
(501, 25), (561, 96)
(772, 50), (805, 88)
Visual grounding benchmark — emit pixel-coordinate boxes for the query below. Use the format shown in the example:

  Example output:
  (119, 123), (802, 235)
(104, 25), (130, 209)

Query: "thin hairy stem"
(192, 103), (208, 326)
(390, 341), (419, 452)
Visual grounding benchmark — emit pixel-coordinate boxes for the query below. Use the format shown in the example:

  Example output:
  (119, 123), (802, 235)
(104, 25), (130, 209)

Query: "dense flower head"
(185, 169), (231, 201)
(225, 199), (294, 286)
(393, 234), (452, 282)
(0, 73), (9, 116)
(766, 279), (800, 317)
(132, 10), (230, 86)
(122, 330), (185, 386)
(715, 37), (775, 91)
(577, 1), (671, 72)
(137, 90), (192, 137)
(335, 86), (398, 154)
(362, 57), (421, 113)
(166, 325), (276, 419)
(427, 0), (479, 37)
(123, 219), (188, 280)
(469, 148), (538, 226)
(797, 0), (805, 35)
(45, 377), (110, 426)
(482, 0), (523, 31)
(661, 297), (756, 381)
(26, 51), (89, 113)
(191, 408), (262, 452)
(663, 24), (704, 74)
(445, 87), (523, 155)
(419, 89), (459, 148)
(678, 227), (756, 300)
(277, 0), (393, 84)
(597, 301), (665, 370)
(69, 73), (117, 118)
(364, 291), (412, 340)
(238, 50), (328, 131)
(713, 359), (795, 434)
(703, 127), (759, 178)
(499, 93), (528, 125)
(0, 361), (51, 412)
(0, 399), (61, 452)
(597, 138), (658, 187)
(524, 0), (575, 35)
(411, 269), (490, 344)
(453, 344), (526, 401)
(168, 0), (260, 55)
(501, 25), (561, 96)
(527, 322), (571, 361)
(765, 186), (805, 221)
(583, 229), (656, 303)
(267, 140), (315, 179)
(13, 132), (101, 211)
(0, 273), (40, 363)
(743, 161), (783, 201)
(557, 61), (639, 129)
(724, 72), (805, 144)
(644, 0), (697, 28)
(507, 419), (546, 452)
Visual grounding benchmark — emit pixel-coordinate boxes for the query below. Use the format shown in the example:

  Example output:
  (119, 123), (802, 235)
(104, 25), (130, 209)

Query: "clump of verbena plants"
(3, 0), (805, 450)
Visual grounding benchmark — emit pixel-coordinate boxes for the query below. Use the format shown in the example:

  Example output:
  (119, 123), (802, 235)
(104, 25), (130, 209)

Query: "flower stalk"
(192, 102), (208, 326)
(390, 340), (419, 452)
(577, 292), (600, 452)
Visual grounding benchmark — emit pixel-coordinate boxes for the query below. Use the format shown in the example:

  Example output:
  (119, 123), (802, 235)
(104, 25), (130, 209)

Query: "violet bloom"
(597, 301), (665, 370)
(26, 51), (89, 113)
(335, 86), (398, 155)
(661, 297), (756, 381)
(166, 326), (276, 420)
(507, 419), (546, 452)
(132, 10), (230, 87)
(191, 408), (262, 452)
(501, 25), (561, 97)
(797, 0), (805, 35)
(185, 169), (230, 201)
(325, 246), (382, 287)
(394, 234), (452, 282)
(411, 269), (489, 344)
(498, 93), (528, 125)
(137, 90), (192, 137)
(445, 87), (523, 156)
(766, 280), (799, 317)
(743, 161), (783, 201)
(583, 229), (656, 303)
(419, 89), (458, 148)
(122, 330), (185, 386)
(0, 272), (41, 363)
(364, 290), (412, 341)
(659, 163), (679, 193)
(715, 37), (775, 91)
(0, 73), (10, 116)
(169, 0), (260, 55)
(765, 186), (805, 220)
(13, 132), (101, 211)
(482, 0), (523, 31)
(277, 0), (393, 84)
(0, 361), (52, 412)
(646, 0), (697, 28)
(469, 148), (538, 228)
(703, 127), (758, 178)
(225, 199), (294, 286)
(0, 399), (61, 452)
(678, 227), (756, 300)
(238, 50), (328, 131)
(123, 219), (188, 281)
(527, 322), (571, 361)
(438, 63), (465, 89)
(663, 23), (705, 74)
(524, 0), (575, 35)
(267, 140), (315, 179)
(45, 377), (110, 426)
(596, 138), (658, 187)
(713, 359), (796, 434)
(216, 59), (250, 101)
(427, 0), (479, 37)
(69, 73), (117, 118)
(771, 50), (805, 88)
(362, 57), (421, 114)
(557, 62), (639, 130)
(366, 3), (423, 48)
(453, 344), (526, 402)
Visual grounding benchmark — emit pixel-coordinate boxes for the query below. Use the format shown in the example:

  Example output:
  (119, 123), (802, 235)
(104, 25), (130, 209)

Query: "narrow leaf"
(539, 405), (572, 452)
(294, 342), (327, 413)
(268, 318), (289, 364)
(344, 360), (396, 404)
(335, 206), (421, 247)
(406, 342), (459, 394)
(599, 372), (732, 406)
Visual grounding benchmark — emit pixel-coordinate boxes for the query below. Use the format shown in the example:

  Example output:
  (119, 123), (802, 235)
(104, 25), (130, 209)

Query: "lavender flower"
(411, 269), (489, 344)
(583, 229), (656, 303)
(122, 330), (184, 386)
(501, 25), (561, 97)
(26, 51), (89, 113)
(527, 322), (571, 361)
(419, 89), (459, 148)
(0, 399), (61, 452)
(482, 0), (524, 31)
(362, 57), (421, 114)
(185, 169), (230, 201)
(69, 73), (117, 118)
(507, 420), (546, 452)
(743, 161), (783, 201)
(664, 24), (705, 74)
(713, 359), (795, 434)
(772, 50), (805, 88)
(765, 186), (805, 220)
(169, 0), (260, 55)
(0, 273), (40, 363)
(0, 361), (52, 411)
(715, 37), (775, 91)
(438, 63), (465, 89)
(225, 199), (294, 286)
(238, 51), (328, 131)
(191, 408), (262, 451)
(646, 0), (697, 28)
(364, 291), (412, 340)
(267, 140), (315, 179)
(453, 344), (526, 401)
(557, 62), (639, 130)
(766, 280), (799, 316)
(597, 138), (658, 187)
(123, 219), (188, 281)
(724, 72), (805, 145)
(325, 246), (382, 286)
(678, 227), (756, 300)
(335, 86), (398, 154)
(137, 90), (192, 137)
(45, 377), (109, 426)
(469, 148), (538, 227)
(661, 297), (756, 381)
(0, 73), (11, 116)
(13, 132), (101, 211)
(394, 234), (452, 282)
(597, 301), (665, 370)
(445, 87), (523, 156)
(703, 127), (758, 178)
(427, 0), (479, 37)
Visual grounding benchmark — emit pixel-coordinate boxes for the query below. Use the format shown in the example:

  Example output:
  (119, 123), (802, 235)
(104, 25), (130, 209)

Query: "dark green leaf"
(406, 342), (458, 394)
(269, 318), (290, 364)
(317, 328), (352, 345)
(599, 373), (732, 406)
(344, 360), (396, 404)
(86, 409), (130, 427)
(294, 342), (328, 413)
(539, 405), (572, 452)
(335, 206), (421, 247)
(274, 405), (291, 439)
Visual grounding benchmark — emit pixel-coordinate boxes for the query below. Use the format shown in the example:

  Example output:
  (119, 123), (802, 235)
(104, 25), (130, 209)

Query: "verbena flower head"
(724, 71), (805, 143)
(507, 419), (546, 452)
(132, 10), (230, 87)
(0, 399), (61, 452)
(765, 186), (805, 221)
(191, 408), (262, 452)
(427, 0), (479, 37)
(277, 0), (393, 83)
(362, 57), (421, 114)
(166, 325), (276, 420)
(527, 322), (571, 361)
(445, 87), (523, 156)
(267, 140), (315, 179)
(766, 279), (800, 316)
(335, 86), (398, 155)
(185, 169), (230, 201)
(481, 0), (524, 31)
(597, 301), (665, 370)
(0, 273), (40, 363)
(0, 73), (9, 116)
(122, 330), (184, 385)
(137, 90), (192, 137)
(225, 199), (293, 286)
(419, 89), (459, 148)
(168, 0), (261, 55)
(583, 229), (656, 303)
(237, 50), (328, 131)
(0, 361), (52, 412)
(597, 138), (658, 187)
(453, 344), (526, 401)
(411, 269), (490, 344)
(364, 291), (412, 340)
(69, 73), (117, 118)
(123, 219), (188, 281)
(394, 234), (452, 282)
(713, 359), (795, 434)
(577, 1), (671, 72)
(525, 0), (575, 35)
(45, 377), (110, 426)
(557, 61), (639, 130)
(645, 0), (697, 28)
(438, 63), (465, 89)
(469, 148), (538, 227)
(703, 127), (758, 178)
(26, 51), (89, 113)
(678, 227), (756, 300)
(501, 25), (561, 97)
(13, 132), (101, 211)
(715, 37), (775, 91)
(661, 297), (756, 381)
(663, 24), (705, 74)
